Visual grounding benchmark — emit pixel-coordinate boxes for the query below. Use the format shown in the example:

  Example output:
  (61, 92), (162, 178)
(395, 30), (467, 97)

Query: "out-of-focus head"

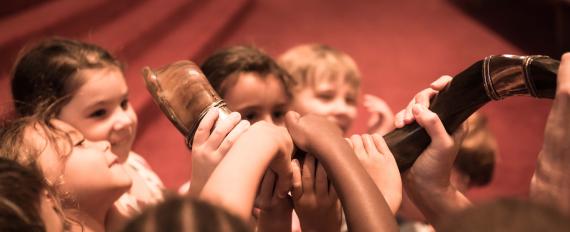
(0, 157), (65, 232)
(453, 112), (497, 190)
(11, 37), (137, 160)
(123, 196), (250, 232)
(439, 199), (570, 232)
(201, 46), (292, 126)
(278, 44), (361, 133)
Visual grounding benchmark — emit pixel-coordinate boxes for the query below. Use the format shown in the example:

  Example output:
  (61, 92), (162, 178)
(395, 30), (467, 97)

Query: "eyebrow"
(83, 93), (129, 109)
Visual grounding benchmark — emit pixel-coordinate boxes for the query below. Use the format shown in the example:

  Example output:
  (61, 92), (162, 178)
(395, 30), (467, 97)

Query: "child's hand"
(346, 134), (402, 213)
(250, 121), (295, 199)
(284, 111), (345, 155)
(402, 104), (470, 225)
(292, 154), (342, 232)
(255, 170), (294, 232)
(364, 94), (394, 135)
(395, 75), (452, 128)
(189, 108), (250, 196)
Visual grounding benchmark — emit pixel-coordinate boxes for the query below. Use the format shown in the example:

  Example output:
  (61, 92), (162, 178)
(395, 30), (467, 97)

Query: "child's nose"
(112, 109), (134, 130)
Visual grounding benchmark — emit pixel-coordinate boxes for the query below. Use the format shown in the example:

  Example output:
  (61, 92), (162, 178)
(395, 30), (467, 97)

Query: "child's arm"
(530, 53), (570, 215)
(401, 104), (471, 228)
(347, 134), (402, 213)
(285, 112), (398, 232)
(199, 121), (293, 221)
(189, 108), (250, 196)
(255, 169), (294, 232)
(292, 154), (342, 232)
(364, 94), (394, 135)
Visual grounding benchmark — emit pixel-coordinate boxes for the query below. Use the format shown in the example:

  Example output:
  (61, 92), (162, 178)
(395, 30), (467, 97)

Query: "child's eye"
(243, 112), (257, 122)
(89, 109), (107, 118)
(272, 110), (286, 119)
(317, 93), (335, 101)
(74, 139), (85, 147)
(120, 99), (129, 110)
(346, 96), (357, 105)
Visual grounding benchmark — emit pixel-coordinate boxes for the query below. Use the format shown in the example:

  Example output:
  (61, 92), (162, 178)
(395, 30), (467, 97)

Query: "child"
(10, 37), (163, 230)
(278, 43), (394, 135)
(200, 45), (292, 126)
(199, 45), (300, 231)
(0, 114), (132, 231)
(278, 44), (401, 214)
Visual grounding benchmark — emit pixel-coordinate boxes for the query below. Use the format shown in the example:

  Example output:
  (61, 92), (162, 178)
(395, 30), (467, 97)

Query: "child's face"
(291, 78), (358, 133)
(224, 73), (289, 126)
(28, 120), (132, 205)
(58, 67), (137, 162)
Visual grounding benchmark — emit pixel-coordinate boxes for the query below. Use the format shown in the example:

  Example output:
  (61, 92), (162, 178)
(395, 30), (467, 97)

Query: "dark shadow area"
(0, 0), (46, 19)
(449, 0), (568, 58)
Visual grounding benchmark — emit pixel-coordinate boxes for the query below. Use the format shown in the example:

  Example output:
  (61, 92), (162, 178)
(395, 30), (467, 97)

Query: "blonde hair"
(278, 44), (361, 93)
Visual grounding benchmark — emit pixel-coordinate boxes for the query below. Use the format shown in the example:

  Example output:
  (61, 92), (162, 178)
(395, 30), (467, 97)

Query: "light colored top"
(114, 152), (165, 216)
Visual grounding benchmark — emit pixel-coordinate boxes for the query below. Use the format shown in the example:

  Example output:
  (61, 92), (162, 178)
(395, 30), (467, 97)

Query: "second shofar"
(385, 55), (560, 171)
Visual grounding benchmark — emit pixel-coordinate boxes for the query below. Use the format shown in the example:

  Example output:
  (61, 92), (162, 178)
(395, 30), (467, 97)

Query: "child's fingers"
(430, 75), (453, 90)
(218, 120), (250, 155)
(315, 162), (328, 197)
(371, 134), (392, 158)
(350, 135), (366, 159)
(412, 104), (453, 151)
(255, 170), (276, 209)
(394, 110), (406, 128)
(361, 134), (377, 157)
(414, 88), (437, 109)
(192, 108), (219, 147)
(345, 138), (353, 148)
(205, 112), (241, 149)
(302, 154), (316, 194)
(291, 159), (303, 201)
(403, 97), (416, 124)
(329, 181), (338, 199)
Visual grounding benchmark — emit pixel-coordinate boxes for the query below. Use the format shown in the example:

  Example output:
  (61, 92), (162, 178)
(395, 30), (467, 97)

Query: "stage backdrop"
(0, 0), (561, 202)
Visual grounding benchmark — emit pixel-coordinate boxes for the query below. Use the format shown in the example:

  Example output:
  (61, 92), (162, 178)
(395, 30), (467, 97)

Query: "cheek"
(77, 122), (113, 142)
(292, 97), (323, 115)
(127, 108), (138, 130)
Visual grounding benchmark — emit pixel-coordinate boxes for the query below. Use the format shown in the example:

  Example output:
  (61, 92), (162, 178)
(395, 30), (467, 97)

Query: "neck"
(66, 209), (106, 232)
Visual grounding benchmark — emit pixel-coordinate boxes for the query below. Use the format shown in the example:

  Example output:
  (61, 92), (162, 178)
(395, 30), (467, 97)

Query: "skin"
(40, 191), (66, 232)
(284, 112), (398, 232)
(291, 78), (357, 134)
(291, 154), (342, 232)
(346, 133), (402, 213)
(199, 121), (293, 221)
(224, 73), (289, 126)
(530, 52), (570, 215)
(189, 108), (249, 196)
(58, 67), (137, 162)
(27, 120), (131, 231)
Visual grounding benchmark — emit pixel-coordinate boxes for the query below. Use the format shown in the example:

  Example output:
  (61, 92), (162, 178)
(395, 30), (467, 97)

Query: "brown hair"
(0, 109), (79, 229)
(454, 112), (497, 187)
(278, 43), (361, 93)
(123, 196), (250, 232)
(11, 37), (122, 117)
(0, 157), (47, 231)
(200, 45), (292, 98)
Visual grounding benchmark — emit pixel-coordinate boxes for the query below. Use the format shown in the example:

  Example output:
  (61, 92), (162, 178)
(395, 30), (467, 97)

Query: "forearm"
(308, 138), (398, 232)
(200, 132), (277, 220)
(403, 177), (471, 229)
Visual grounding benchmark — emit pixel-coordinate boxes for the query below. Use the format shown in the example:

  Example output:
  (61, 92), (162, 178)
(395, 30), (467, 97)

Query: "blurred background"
(1, 0), (568, 202)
